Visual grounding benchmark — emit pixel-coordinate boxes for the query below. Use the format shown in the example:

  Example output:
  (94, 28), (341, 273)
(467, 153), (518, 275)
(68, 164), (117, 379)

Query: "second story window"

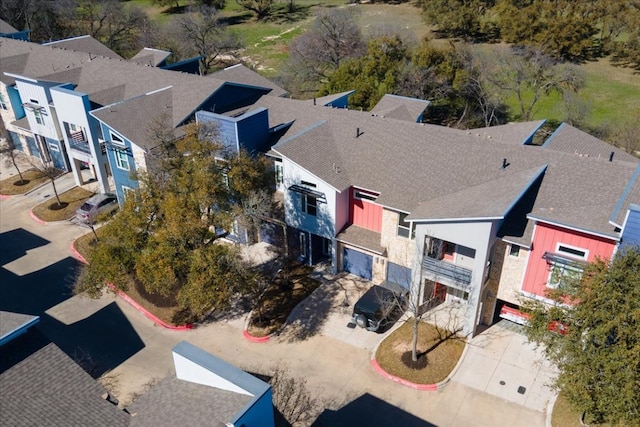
(545, 244), (587, 289)
(115, 150), (130, 171)
(302, 194), (317, 216)
(34, 109), (44, 125)
(274, 161), (284, 186)
(397, 213), (412, 238)
(0, 93), (8, 110)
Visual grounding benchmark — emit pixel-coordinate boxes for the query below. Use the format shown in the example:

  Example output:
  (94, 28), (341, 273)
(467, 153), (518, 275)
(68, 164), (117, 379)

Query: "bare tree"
(0, 126), (26, 184)
(287, 8), (364, 82)
(28, 158), (64, 207)
(270, 365), (323, 427)
(486, 47), (585, 121)
(235, 0), (274, 21)
(170, 6), (243, 75)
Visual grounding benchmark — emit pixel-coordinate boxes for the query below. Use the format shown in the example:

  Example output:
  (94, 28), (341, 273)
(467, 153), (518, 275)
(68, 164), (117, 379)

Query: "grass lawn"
(552, 392), (613, 427)
(0, 169), (48, 195)
(31, 187), (94, 221)
(375, 321), (465, 384)
(247, 261), (321, 337)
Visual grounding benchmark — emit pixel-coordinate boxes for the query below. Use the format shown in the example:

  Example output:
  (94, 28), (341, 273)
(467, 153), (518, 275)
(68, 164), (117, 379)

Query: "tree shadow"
(161, 5), (189, 15)
(262, 3), (314, 24)
(221, 12), (255, 26)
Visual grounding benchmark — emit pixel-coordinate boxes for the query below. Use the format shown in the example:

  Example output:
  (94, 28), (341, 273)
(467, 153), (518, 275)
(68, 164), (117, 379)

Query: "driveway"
(452, 320), (558, 412)
(281, 269), (392, 351)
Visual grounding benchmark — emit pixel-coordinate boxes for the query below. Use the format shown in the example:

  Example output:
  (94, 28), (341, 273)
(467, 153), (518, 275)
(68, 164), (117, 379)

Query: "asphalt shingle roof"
(0, 330), (130, 427)
(130, 48), (172, 67)
(370, 94), (430, 123)
(127, 377), (251, 426)
(42, 35), (123, 60)
(542, 122), (638, 163)
(209, 64), (288, 97)
(336, 224), (385, 254)
(0, 19), (19, 33)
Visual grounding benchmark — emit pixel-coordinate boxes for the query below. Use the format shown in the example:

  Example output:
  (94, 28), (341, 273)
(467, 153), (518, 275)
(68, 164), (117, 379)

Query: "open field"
(131, 0), (639, 129)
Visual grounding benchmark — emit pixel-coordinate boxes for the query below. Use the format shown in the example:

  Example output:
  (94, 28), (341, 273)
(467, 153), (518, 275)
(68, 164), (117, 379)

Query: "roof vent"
(502, 158), (510, 169)
(356, 127), (363, 138)
(609, 151), (614, 162)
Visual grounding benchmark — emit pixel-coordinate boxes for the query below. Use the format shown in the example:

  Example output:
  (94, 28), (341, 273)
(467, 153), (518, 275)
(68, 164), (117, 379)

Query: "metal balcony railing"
(422, 256), (472, 286)
(69, 139), (91, 153)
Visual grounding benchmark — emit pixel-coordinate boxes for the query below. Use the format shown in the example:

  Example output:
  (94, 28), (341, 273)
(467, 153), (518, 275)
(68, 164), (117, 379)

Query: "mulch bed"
(0, 169), (48, 194)
(247, 261), (321, 337)
(375, 321), (465, 384)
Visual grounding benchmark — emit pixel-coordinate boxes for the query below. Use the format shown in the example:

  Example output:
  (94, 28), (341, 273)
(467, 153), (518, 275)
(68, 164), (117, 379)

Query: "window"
(274, 161), (284, 186)
(546, 244), (587, 289)
(354, 190), (377, 201)
(300, 180), (316, 188)
(114, 150), (129, 170)
(509, 244), (520, 257)
(397, 213), (412, 238)
(302, 194), (317, 216)
(448, 287), (469, 301)
(444, 241), (455, 257)
(34, 109), (44, 125)
(0, 93), (7, 110)
(122, 186), (134, 200)
(110, 131), (124, 146)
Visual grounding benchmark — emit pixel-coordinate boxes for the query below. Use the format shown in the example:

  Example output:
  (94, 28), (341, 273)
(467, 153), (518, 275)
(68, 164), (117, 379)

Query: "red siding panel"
(521, 222), (616, 298)
(349, 188), (382, 232)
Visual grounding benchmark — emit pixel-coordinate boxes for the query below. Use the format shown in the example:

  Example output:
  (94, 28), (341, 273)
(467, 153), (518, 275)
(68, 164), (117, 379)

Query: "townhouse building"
(2, 34), (638, 338)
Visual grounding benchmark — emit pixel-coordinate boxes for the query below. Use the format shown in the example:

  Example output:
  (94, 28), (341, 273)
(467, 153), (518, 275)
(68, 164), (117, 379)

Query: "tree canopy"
(521, 248), (640, 425)
(76, 124), (275, 320)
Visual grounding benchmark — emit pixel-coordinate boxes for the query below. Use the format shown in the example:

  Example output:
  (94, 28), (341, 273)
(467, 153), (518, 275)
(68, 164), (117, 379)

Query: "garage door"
(343, 248), (373, 280)
(387, 262), (411, 290)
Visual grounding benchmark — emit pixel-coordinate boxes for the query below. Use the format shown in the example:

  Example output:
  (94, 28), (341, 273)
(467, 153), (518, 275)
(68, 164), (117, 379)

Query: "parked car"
(76, 193), (118, 223)
(351, 284), (406, 332)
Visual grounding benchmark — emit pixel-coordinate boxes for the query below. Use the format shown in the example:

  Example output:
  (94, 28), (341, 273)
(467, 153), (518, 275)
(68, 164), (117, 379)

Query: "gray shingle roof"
(468, 120), (546, 145)
(0, 330), (130, 427)
(0, 312), (38, 343)
(127, 377), (251, 427)
(264, 96), (637, 238)
(209, 64), (288, 97)
(370, 94), (430, 123)
(306, 90), (354, 107)
(130, 48), (172, 67)
(336, 225), (385, 254)
(0, 19), (18, 33)
(42, 35), (123, 60)
(542, 122), (638, 163)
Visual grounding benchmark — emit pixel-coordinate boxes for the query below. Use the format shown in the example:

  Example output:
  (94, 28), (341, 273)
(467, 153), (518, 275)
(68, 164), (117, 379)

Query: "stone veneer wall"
(380, 209), (415, 268)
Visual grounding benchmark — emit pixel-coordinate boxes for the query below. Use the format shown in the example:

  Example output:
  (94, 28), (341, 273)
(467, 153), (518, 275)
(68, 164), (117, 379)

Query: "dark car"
(351, 284), (406, 332)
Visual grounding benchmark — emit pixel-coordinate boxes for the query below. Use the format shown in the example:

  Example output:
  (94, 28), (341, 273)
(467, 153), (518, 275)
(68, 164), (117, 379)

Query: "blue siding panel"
(46, 137), (67, 171)
(8, 131), (23, 151)
(237, 109), (269, 153)
(8, 86), (25, 119)
(26, 136), (39, 159)
(100, 123), (138, 204)
(387, 262), (411, 289)
(621, 206), (640, 251)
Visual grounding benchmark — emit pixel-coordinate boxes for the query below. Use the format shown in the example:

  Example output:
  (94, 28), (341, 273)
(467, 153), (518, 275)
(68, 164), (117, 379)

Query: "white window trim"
(546, 243), (588, 289)
(114, 150), (130, 171)
(555, 242), (588, 260)
(397, 212), (413, 239)
(301, 193), (317, 216)
(122, 186), (134, 199)
(110, 130), (125, 146)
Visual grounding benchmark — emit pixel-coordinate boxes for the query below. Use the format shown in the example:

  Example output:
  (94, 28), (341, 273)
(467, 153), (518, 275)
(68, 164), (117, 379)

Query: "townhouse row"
(2, 34), (639, 338)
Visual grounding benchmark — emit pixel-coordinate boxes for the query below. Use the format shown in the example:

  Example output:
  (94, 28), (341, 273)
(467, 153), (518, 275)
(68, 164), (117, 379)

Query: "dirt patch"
(0, 169), (48, 195)
(247, 261), (321, 337)
(375, 321), (465, 384)
(31, 187), (93, 221)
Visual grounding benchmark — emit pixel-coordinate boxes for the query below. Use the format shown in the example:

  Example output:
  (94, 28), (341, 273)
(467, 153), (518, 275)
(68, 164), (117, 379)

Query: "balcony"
(68, 130), (90, 153)
(422, 256), (472, 287)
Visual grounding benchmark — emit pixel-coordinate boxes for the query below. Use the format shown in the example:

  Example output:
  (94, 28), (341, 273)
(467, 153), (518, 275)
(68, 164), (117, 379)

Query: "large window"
(274, 161), (284, 186)
(34, 109), (44, 125)
(114, 150), (130, 171)
(397, 212), (412, 238)
(302, 194), (317, 216)
(546, 244), (587, 289)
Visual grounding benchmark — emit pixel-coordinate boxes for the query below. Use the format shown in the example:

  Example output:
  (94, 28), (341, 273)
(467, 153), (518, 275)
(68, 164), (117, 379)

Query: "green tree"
(235, 0), (273, 20)
(76, 124), (274, 319)
(422, 0), (494, 41)
(320, 34), (409, 111)
(521, 248), (640, 425)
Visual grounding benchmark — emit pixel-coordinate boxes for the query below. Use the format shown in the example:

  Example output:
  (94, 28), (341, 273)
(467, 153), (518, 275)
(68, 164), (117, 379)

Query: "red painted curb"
(107, 283), (193, 331)
(0, 194), (11, 200)
(243, 329), (270, 343)
(370, 358), (438, 391)
(70, 242), (88, 264)
(29, 209), (46, 225)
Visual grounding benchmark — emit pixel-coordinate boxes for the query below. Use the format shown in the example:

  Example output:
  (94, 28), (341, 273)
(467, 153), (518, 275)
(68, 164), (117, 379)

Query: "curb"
(71, 236), (193, 331)
(0, 194), (11, 200)
(242, 310), (274, 343)
(369, 319), (470, 391)
(29, 208), (47, 225)
(545, 391), (559, 427)
(106, 283), (194, 331)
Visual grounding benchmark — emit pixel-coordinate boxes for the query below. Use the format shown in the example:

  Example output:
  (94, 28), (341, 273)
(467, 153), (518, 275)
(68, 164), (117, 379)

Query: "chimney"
(502, 158), (508, 169)
(313, 97), (316, 106)
(609, 151), (614, 162)
(356, 127), (362, 138)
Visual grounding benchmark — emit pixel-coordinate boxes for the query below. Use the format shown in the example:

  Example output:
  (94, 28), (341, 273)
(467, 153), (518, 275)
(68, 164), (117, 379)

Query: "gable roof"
(262, 95), (637, 238)
(0, 329), (130, 427)
(130, 47), (172, 67)
(370, 94), (430, 123)
(0, 311), (39, 346)
(42, 35), (123, 60)
(542, 122), (638, 163)
(209, 64), (288, 97)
